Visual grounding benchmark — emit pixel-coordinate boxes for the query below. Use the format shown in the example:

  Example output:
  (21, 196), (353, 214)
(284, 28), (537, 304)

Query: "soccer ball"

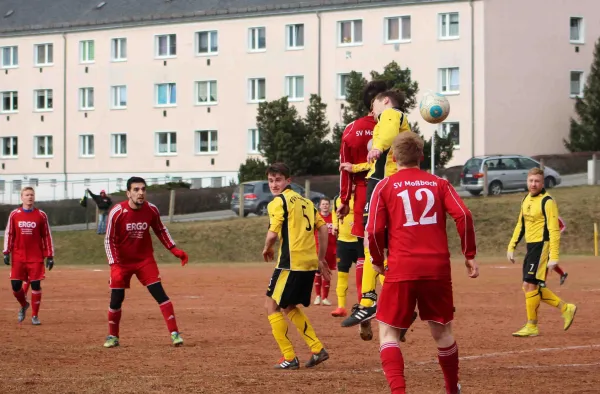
(419, 92), (450, 124)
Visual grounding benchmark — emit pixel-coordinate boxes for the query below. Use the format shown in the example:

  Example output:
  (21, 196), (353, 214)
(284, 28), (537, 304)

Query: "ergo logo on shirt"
(126, 222), (148, 231)
(18, 221), (37, 228)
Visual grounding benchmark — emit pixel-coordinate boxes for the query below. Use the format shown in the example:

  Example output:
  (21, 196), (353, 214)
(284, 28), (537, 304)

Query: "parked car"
(231, 180), (328, 216)
(460, 155), (562, 196)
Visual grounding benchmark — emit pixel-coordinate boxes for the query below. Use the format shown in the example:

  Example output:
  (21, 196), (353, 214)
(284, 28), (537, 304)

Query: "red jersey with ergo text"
(3, 207), (54, 263)
(105, 201), (175, 265)
(366, 168), (476, 281)
(339, 116), (377, 205)
(315, 212), (337, 256)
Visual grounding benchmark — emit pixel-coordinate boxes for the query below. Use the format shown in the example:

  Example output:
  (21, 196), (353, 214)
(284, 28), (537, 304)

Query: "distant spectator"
(87, 189), (113, 235)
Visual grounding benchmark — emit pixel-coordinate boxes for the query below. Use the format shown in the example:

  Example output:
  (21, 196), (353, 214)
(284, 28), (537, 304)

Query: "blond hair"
(528, 167), (544, 177)
(21, 186), (35, 195)
(392, 132), (424, 167)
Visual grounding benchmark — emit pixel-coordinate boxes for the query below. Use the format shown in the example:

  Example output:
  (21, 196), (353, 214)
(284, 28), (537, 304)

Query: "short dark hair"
(266, 163), (291, 179)
(363, 80), (388, 110)
(319, 197), (330, 204)
(375, 89), (407, 110)
(127, 176), (147, 191)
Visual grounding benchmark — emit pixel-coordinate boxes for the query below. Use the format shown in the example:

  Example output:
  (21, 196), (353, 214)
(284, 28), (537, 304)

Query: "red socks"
(159, 300), (179, 333)
(322, 279), (330, 299)
(13, 289), (27, 308)
(314, 273), (322, 297)
(108, 308), (122, 337)
(356, 258), (364, 303)
(380, 342), (406, 394)
(31, 290), (42, 317)
(438, 342), (460, 394)
(554, 265), (565, 276)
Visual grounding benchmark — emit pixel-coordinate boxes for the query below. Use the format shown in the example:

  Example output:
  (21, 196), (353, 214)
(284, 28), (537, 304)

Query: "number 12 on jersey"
(397, 188), (438, 227)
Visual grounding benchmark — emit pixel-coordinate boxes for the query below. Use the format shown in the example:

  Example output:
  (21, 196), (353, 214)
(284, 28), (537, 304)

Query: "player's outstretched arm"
(441, 182), (477, 262)
(544, 198), (561, 265)
(366, 179), (388, 270)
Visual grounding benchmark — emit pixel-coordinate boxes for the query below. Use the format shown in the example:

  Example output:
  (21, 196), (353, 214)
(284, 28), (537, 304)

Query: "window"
(1, 91), (18, 113)
(196, 81), (217, 104)
(211, 177), (223, 188)
(485, 158), (519, 171)
(12, 180), (21, 193)
(80, 40), (95, 63)
(286, 24), (304, 49)
(518, 158), (538, 170)
(570, 17), (584, 43)
(29, 178), (39, 187)
(156, 132), (177, 155)
(111, 85), (127, 109)
(1, 137), (18, 158)
(35, 43), (54, 66)
(35, 89), (53, 111)
(79, 88), (95, 110)
(156, 34), (176, 57)
(439, 13), (459, 39)
(285, 76), (304, 100)
(111, 134), (127, 156)
(196, 130), (218, 154)
(79, 135), (95, 157)
(196, 31), (218, 55)
(440, 122), (460, 147)
(570, 71), (584, 97)
(248, 78), (266, 102)
(248, 128), (260, 153)
(339, 20), (362, 45)
(439, 68), (460, 94)
(385, 16), (411, 43)
(338, 73), (352, 98)
(34, 136), (53, 157)
(155, 83), (177, 106)
(111, 38), (127, 61)
(1, 46), (18, 68)
(248, 27), (266, 51)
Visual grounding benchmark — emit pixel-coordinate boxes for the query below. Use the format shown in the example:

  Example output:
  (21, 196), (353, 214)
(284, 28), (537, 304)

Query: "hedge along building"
(0, 0), (598, 202)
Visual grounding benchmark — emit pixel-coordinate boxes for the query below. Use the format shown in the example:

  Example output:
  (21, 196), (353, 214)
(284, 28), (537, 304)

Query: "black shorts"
(363, 177), (380, 229)
(266, 269), (316, 309)
(522, 242), (550, 285)
(337, 240), (364, 273)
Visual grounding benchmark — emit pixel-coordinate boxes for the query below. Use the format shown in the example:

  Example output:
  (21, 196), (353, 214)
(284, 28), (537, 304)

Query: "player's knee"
(110, 289), (125, 310)
(11, 280), (23, 293)
(429, 322), (454, 346)
(30, 281), (41, 291)
(147, 282), (169, 304)
(338, 261), (351, 273)
(265, 297), (280, 314)
(378, 322), (400, 343)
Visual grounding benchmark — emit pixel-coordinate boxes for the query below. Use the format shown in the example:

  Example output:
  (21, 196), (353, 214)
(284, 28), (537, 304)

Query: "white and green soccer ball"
(419, 92), (450, 124)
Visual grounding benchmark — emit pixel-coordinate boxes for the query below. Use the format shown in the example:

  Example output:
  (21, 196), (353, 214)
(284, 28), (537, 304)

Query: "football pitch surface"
(0, 258), (599, 394)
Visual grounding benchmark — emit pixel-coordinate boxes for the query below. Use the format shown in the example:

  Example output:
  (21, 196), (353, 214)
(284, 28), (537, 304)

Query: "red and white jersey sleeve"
(149, 202), (176, 250)
(3, 208), (54, 263)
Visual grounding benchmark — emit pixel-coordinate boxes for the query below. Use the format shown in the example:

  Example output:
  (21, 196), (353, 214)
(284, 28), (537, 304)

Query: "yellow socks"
(540, 287), (567, 312)
(287, 307), (323, 354)
(360, 247), (378, 308)
(524, 289), (540, 326)
(337, 271), (349, 309)
(268, 312), (295, 361)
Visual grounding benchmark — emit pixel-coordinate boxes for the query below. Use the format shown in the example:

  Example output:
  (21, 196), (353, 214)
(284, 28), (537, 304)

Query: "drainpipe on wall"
(316, 11), (322, 96)
(62, 33), (68, 198)
(470, 0), (475, 157)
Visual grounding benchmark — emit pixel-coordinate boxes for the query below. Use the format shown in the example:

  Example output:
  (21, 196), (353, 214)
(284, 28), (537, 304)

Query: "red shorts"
(376, 280), (454, 328)
(109, 260), (161, 289)
(351, 182), (367, 237)
(10, 261), (45, 281)
(326, 252), (337, 271)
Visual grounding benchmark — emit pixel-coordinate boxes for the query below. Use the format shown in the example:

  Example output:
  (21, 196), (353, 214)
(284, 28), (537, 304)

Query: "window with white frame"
(211, 177), (223, 188)
(248, 128), (260, 153)
(1, 91), (18, 113)
(196, 130), (218, 154)
(286, 24), (304, 49)
(285, 76), (304, 100)
(79, 135), (94, 157)
(156, 34), (177, 57)
(440, 122), (460, 147)
(439, 13), (459, 39)
(155, 83), (177, 106)
(570, 17), (584, 43)
(35, 43), (54, 65)
(111, 133), (127, 156)
(111, 85), (127, 109)
(338, 73), (351, 98)
(385, 16), (411, 43)
(339, 20), (363, 45)
(80, 40), (95, 63)
(248, 78), (266, 102)
(196, 81), (218, 104)
(34, 136), (53, 157)
(570, 71), (584, 97)
(1, 46), (18, 68)
(35, 89), (53, 111)
(1, 137), (18, 158)
(79, 87), (94, 110)
(111, 38), (127, 61)
(196, 31), (218, 55)
(156, 132), (177, 154)
(439, 68), (460, 94)
(248, 27), (266, 51)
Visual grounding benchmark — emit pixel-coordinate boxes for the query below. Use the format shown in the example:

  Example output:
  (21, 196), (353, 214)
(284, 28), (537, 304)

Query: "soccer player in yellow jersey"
(342, 89), (412, 330)
(262, 163), (331, 370)
(507, 168), (577, 337)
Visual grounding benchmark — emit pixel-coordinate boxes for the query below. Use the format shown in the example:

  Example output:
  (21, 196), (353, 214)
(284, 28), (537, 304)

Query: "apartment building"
(0, 0), (598, 201)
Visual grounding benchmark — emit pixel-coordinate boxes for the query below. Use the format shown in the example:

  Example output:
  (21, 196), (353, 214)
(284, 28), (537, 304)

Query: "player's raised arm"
(441, 181), (476, 261)
(544, 198), (561, 263)
(366, 179), (389, 268)
(105, 205), (122, 265)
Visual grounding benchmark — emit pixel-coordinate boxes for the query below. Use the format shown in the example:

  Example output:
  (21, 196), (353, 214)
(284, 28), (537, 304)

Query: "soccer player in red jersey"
(367, 132), (479, 394)
(3, 187), (54, 325)
(314, 198), (337, 306)
(103, 177), (189, 348)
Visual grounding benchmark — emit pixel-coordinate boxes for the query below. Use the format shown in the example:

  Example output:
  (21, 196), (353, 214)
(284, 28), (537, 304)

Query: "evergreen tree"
(564, 38), (600, 151)
(238, 158), (268, 183)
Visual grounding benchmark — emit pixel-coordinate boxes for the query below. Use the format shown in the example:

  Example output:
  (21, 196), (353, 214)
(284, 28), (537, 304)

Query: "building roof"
(0, 0), (449, 36)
